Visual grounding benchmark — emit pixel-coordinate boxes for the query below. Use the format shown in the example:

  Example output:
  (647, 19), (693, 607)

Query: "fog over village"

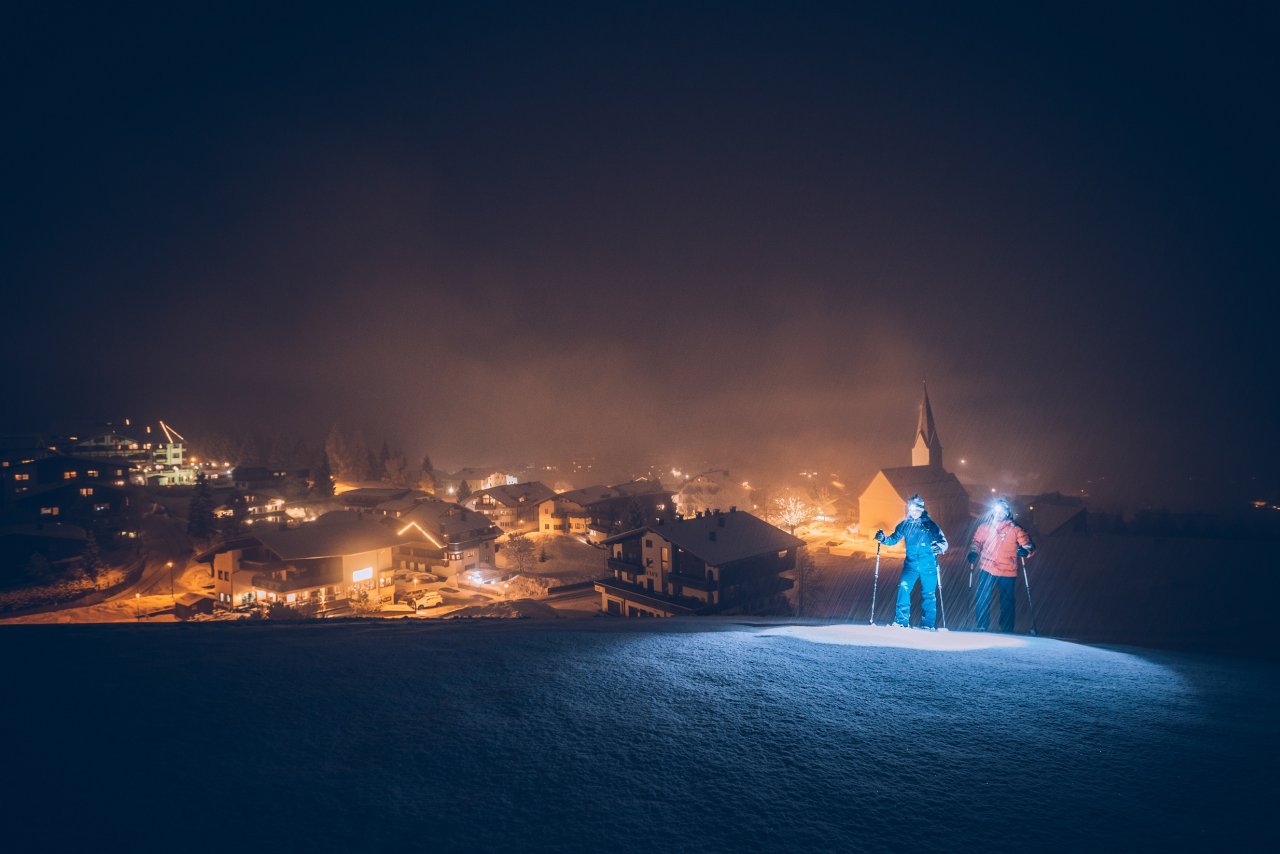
(2, 4), (1276, 852)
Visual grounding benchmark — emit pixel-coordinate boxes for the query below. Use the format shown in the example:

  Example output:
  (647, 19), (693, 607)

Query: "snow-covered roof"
(605, 509), (803, 566)
(873, 465), (969, 497)
(468, 481), (556, 508)
(252, 518), (404, 560)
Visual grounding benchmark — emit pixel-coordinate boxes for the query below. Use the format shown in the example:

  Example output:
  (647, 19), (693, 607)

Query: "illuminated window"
(87, 470), (99, 478)
(63, 471), (77, 479)
(40, 506), (59, 516)
(14, 473), (29, 481)
(80, 488), (93, 496)
(352, 567), (373, 583)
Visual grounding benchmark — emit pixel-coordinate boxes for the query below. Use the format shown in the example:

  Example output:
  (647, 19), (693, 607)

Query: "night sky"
(3, 3), (1276, 510)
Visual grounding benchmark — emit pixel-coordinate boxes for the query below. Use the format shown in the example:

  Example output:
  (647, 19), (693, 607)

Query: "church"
(857, 387), (972, 543)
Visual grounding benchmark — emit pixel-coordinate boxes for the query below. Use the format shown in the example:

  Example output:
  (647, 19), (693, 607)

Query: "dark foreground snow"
(3, 619), (1275, 852)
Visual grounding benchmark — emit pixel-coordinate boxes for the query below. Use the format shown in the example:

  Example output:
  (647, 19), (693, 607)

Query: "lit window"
(63, 471), (77, 479)
(80, 488), (94, 496)
(14, 473), (29, 481)
(40, 506), (59, 516)
(352, 567), (373, 583)
(87, 470), (99, 478)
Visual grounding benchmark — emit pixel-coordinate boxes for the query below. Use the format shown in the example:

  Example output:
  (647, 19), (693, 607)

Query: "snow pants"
(975, 570), (1016, 632)
(895, 561), (938, 629)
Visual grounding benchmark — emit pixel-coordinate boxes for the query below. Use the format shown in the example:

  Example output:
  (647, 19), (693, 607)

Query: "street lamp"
(134, 592), (141, 622)
(167, 561), (175, 602)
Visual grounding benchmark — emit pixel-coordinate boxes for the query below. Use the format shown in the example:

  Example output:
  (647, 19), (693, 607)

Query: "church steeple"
(911, 384), (943, 469)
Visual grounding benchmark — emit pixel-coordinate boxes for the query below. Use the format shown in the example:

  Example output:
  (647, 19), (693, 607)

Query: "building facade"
(595, 508), (802, 617)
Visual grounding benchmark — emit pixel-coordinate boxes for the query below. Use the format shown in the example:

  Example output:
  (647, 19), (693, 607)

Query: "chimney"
(729, 506), (737, 513)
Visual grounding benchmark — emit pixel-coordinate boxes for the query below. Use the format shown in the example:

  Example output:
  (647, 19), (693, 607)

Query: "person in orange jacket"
(967, 497), (1035, 632)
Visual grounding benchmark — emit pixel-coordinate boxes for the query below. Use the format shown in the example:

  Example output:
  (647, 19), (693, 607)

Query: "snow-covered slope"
(3, 619), (1273, 852)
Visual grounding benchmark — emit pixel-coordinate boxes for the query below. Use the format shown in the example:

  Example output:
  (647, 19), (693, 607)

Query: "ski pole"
(868, 541), (881, 624)
(936, 564), (947, 630)
(1020, 553), (1039, 637)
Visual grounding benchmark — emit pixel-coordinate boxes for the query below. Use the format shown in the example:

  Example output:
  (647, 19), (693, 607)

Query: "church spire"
(912, 383), (943, 469)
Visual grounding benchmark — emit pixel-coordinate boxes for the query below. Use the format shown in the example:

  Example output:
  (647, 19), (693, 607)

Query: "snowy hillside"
(3, 619), (1274, 852)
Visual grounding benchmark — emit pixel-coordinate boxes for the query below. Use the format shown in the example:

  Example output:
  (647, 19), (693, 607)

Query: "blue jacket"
(881, 512), (948, 568)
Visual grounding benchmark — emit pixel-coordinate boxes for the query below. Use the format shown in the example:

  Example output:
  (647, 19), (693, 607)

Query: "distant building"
(199, 516), (405, 612)
(1014, 492), (1088, 536)
(463, 481), (557, 533)
(595, 508), (802, 617)
(214, 486), (290, 528)
(231, 465), (302, 492)
(0, 454), (137, 543)
(393, 498), (503, 578)
(858, 387), (970, 540)
(550, 480), (675, 543)
(338, 487), (429, 515)
(673, 470), (753, 520)
(435, 468), (520, 498)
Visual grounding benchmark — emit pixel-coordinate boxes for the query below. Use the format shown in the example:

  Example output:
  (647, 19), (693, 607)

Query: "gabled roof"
(398, 498), (502, 544)
(559, 480), (666, 507)
(610, 479), (666, 496)
(338, 487), (416, 507)
(605, 510), (803, 566)
(469, 481), (556, 508)
(875, 465), (967, 494)
(557, 484), (615, 505)
(252, 518), (405, 560)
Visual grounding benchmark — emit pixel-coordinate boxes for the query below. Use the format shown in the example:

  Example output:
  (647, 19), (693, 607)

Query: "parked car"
(414, 591), (445, 609)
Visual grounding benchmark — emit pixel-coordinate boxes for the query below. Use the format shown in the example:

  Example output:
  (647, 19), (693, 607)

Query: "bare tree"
(774, 495), (812, 536)
(506, 532), (538, 574)
(809, 487), (838, 522)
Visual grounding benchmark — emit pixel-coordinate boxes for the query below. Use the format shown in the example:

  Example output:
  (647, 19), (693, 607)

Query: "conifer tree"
(187, 471), (217, 542)
(313, 452), (335, 497)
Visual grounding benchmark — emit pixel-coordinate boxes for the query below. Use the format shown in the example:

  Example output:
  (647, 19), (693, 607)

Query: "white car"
(414, 591), (445, 609)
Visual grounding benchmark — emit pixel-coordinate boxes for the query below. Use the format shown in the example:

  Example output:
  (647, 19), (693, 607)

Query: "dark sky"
(3, 2), (1276, 510)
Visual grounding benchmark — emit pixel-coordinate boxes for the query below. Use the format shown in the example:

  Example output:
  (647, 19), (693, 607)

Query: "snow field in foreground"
(2, 619), (1274, 853)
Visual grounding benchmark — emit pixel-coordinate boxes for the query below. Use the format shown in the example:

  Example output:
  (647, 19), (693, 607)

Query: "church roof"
(875, 465), (969, 497)
(916, 385), (939, 447)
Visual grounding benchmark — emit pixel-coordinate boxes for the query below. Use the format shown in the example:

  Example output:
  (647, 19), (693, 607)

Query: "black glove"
(967, 551), (978, 566)
(874, 529), (885, 543)
(1016, 546), (1030, 558)
(931, 542), (943, 555)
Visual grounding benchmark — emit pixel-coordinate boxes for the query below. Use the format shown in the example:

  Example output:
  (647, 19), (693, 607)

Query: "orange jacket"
(969, 519), (1034, 578)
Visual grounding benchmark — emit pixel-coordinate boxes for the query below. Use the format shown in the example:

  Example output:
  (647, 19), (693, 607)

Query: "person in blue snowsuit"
(875, 494), (949, 630)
